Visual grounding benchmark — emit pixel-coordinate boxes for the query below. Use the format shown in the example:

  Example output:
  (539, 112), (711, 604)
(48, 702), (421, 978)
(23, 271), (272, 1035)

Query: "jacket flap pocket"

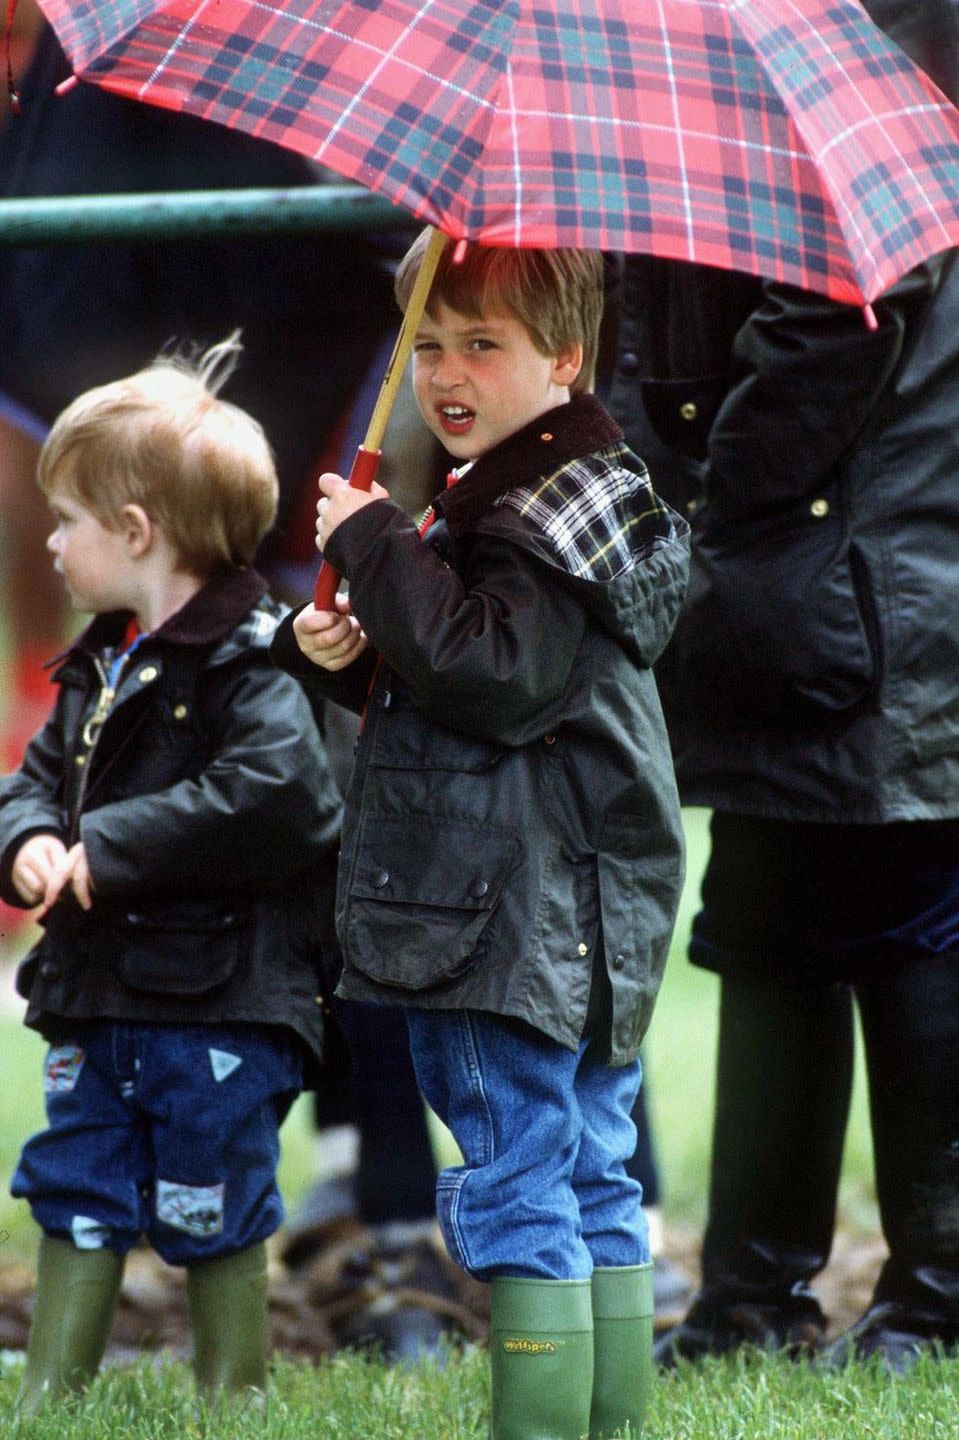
(110, 899), (247, 996)
(351, 816), (513, 909)
(344, 816), (516, 990)
(675, 496), (876, 720)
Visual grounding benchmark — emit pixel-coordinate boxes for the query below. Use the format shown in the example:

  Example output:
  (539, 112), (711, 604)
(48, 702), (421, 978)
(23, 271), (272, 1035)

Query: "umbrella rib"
(777, 0), (906, 294)
(726, 0), (889, 295)
(654, 0), (696, 263)
(818, 101), (958, 252)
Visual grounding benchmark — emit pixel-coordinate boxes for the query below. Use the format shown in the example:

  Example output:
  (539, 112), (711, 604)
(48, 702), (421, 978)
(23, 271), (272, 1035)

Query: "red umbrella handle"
(312, 445), (382, 609)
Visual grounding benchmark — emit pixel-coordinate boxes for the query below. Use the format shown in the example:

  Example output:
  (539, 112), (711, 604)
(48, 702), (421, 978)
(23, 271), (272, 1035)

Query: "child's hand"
(293, 594), (370, 672)
(316, 471), (389, 553)
(10, 833), (68, 906)
(37, 841), (95, 918)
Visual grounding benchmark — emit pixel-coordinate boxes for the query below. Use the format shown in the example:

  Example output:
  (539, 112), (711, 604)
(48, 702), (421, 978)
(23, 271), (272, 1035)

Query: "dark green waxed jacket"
(0, 568), (342, 1071)
(610, 249), (959, 823)
(274, 396), (689, 1064)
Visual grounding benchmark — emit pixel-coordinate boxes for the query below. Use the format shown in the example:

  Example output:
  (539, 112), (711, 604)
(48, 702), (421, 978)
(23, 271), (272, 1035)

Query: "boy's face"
(411, 301), (582, 462)
(46, 486), (139, 615)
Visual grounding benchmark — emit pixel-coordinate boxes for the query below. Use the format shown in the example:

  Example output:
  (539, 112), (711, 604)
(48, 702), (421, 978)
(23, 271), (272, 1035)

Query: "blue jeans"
(11, 1022), (302, 1265)
(406, 1009), (647, 1281)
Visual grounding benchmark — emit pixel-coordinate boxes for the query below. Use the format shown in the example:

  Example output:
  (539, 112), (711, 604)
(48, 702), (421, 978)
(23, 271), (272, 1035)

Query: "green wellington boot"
(589, 1265), (654, 1440)
(489, 1277), (593, 1440)
(186, 1243), (269, 1397)
(18, 1235), (125, 1413)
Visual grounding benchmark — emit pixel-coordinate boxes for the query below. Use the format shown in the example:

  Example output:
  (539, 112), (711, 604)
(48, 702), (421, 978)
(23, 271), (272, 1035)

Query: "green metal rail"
(0, 184), (410, 244)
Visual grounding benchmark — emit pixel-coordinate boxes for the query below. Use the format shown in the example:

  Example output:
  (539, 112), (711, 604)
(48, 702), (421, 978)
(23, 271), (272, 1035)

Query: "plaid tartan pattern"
(37, 0), (959, 304)
(495, 446), (677, 583)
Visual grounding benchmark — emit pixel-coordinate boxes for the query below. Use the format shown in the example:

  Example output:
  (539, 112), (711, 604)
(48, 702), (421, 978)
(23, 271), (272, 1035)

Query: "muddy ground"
(0, 1221), (886, 1365)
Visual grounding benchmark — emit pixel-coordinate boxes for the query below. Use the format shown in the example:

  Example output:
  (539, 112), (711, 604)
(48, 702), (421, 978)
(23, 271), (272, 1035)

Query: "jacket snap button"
(138, 665), (159, 684)
(577, 942), (589, 956)
(544, 734), (556, 746)
(619, 350), (640, 376)
(540, 431), (553, 442)
(470, 878), (489, 899)
(613, 953), (626, 971)
(173, 703), (188, 721)
(680, 401), (698, 421)
(810, 497), (829, 517)
(373, 870), (390, 889)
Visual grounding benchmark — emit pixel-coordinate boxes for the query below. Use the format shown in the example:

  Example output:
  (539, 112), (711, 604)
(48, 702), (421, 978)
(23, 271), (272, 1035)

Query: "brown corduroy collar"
(61, 566), (270, 663)
(435, 393), (623, 534)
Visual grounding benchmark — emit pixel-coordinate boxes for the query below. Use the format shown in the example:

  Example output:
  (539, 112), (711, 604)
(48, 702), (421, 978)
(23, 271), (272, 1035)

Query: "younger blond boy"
(0, 342), (341, 1408)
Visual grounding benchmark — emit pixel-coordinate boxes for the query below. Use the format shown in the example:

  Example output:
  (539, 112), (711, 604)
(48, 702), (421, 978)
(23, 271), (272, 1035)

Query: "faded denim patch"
(44, 1046), (85, 1094)
(208, 1048), (243, 1082)
(71, 1214), (111, 1250)
(156, 1179), (225, 1237)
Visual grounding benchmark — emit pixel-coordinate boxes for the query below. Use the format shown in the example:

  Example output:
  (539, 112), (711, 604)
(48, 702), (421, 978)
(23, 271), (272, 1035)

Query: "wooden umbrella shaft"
(313, 225), (447, 610)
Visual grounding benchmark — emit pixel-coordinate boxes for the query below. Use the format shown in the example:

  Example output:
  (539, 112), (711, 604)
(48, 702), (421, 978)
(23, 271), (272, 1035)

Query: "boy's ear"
(119, 504), (155, 558)
(552, 342), (584, 389)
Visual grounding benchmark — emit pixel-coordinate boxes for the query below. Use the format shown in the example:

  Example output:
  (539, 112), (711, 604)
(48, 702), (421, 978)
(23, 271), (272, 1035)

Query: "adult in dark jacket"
(606, 0), (959, 1374)
(0, 342), (342, 1408)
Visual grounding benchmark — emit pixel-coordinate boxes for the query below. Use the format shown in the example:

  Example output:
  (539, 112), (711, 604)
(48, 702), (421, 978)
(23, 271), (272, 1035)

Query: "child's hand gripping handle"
(312, 446), (382, 610)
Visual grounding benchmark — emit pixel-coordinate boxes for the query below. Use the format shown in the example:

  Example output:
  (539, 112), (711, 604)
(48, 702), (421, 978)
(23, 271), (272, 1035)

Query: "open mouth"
(436, 404), (476, 436)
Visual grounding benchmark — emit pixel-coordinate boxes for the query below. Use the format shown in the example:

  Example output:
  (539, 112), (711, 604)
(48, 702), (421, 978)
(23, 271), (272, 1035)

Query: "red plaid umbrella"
(33, 0), (959, 306)
(29, 0), (959, 603)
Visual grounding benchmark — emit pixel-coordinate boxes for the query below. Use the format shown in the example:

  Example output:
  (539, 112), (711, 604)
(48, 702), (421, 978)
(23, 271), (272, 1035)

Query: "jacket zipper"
(71, 653), (134, 836)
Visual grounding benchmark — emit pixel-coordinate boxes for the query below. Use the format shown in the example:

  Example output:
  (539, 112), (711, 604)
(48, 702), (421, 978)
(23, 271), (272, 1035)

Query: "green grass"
(1, 1345), (958, 1440)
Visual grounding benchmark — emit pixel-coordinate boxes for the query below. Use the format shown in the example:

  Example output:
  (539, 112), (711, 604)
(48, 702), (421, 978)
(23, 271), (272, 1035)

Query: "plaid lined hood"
(436, 394), (689, 668)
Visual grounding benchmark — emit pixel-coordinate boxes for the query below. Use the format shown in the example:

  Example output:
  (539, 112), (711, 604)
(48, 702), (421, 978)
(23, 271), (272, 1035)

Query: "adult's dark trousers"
(663, 954), (959, 1358)
(313, 999), (437, 1226)
(695, 974), (853, 1342)
(856, 951), (959, 1333)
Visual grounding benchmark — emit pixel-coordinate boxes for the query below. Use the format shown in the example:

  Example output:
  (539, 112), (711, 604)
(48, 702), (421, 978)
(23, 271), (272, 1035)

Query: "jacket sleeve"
(706, 261), (943, 517)
(80, 658), (342, 898)
(0, 706), (70, 904)
(325, 500), (588, 745)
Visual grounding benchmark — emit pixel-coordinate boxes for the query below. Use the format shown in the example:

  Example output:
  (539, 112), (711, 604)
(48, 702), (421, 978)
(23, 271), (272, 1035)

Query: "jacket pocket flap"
(351, 816), (515, 910)
(110, 899), (248, 995)
(343, 816), (516, 991)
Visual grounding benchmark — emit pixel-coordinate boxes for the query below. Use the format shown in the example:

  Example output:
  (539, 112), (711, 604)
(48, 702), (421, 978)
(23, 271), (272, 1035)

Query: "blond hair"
(394, 230), (604, 396)
(37, 334), (278, 572)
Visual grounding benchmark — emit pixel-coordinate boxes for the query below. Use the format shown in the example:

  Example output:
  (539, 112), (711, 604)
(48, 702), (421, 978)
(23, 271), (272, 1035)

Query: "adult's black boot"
(655, 975), (853, 1366)
(821, 952), (959, 1373)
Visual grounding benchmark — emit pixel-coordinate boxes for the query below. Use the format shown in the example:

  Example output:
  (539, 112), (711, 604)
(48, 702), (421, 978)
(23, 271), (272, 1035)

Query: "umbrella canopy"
(32, 0), (959, 307)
